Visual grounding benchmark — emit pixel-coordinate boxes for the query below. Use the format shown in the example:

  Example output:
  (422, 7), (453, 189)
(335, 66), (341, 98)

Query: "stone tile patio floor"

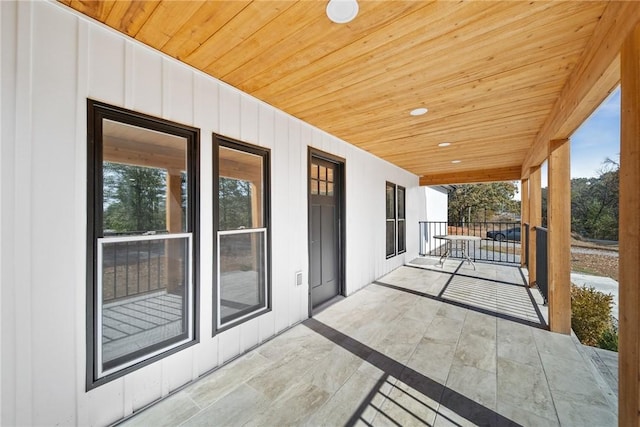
(120, 257), (618, 426)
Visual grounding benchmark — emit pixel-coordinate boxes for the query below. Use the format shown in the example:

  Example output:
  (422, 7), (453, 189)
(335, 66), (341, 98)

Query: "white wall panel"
(240, 94), (259, 145)
(88, 25), (125, 105)
(272, 110), (290, 333)
(86, 378), (125, 427)
(131, 43), (162, 116)
(219, 83), (241, 140)
(31, 4), (79, 425)
(1, 2), (428, 424)
(240, 317), (260, 353)
(195, 336), (219, 375)
(163, 348), (194, 394)
(164, 58), (194, 125)
(1, 2), (18, 425)
(218, 327), (241, 364)
(126, 362), (163, 413)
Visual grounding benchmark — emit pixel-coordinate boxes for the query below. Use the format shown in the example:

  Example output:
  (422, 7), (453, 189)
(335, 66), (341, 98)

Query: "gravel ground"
(571, 251), (619, 281)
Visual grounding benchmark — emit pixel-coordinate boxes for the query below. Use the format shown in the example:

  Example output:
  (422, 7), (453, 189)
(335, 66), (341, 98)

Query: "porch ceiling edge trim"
(419, 166), (521, 186)
(521, 1), (640, 178)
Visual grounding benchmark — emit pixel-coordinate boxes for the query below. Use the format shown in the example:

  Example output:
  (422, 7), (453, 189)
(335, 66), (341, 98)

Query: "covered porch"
(120, 260), (617, 426)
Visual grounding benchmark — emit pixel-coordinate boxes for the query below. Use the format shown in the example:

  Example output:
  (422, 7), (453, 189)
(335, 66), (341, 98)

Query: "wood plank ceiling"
(61, 0), (621, 185)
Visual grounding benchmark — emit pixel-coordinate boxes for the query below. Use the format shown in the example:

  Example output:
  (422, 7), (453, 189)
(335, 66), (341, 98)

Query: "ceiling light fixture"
(451, 160), (461, 164)
(438, 142), (451, 147)
(326, 0), (359, 24)
(410, 107), (428, 116)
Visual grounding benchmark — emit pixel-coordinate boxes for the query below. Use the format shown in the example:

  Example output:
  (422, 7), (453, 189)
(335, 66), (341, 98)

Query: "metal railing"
(99, 233), (190, 303)
(419, 221), (521, 264)
(535, 227), (549, 303)
(523, 223), (530, 267)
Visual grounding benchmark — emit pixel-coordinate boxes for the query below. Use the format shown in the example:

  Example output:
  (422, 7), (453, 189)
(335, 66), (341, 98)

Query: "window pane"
(319, 181), (327, 195)
(102, 119), (188, 235)
(319, 165), (327, 181)
(100, 235), (190, 372)
(311, 179), (319, 195)
(311, 164), (319, 179)
(397, 220), (406, 253)
(327, 182), (334, 196)
(219, 231), (266, 325)
(219, 147), (263, 230)
(398, 187), (406, 219)
(386, 183), (396, 219)
(327, 168), (334, 183)
(386, 220), (396, 257)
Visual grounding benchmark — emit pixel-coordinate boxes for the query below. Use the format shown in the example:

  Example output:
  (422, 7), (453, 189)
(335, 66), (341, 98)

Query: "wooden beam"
(521, 2), (640, 177)
(618, 22), (640, 427)
(419, 166), (521, 186)
(547, 139), (571, 334)
(165, 171), (183, 294)
(520, 178), (529, 268)
(527, 166), (542, 287)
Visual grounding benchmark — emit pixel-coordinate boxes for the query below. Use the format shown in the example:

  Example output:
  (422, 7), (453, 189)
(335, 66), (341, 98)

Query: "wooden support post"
(619, 23), (640, 426)
(548, 139), (571, 334)
(527, 167), (542, 287)
(520, 178), (529, 268)
(250, 182), (262, 272)
(166, 171), (183, 294)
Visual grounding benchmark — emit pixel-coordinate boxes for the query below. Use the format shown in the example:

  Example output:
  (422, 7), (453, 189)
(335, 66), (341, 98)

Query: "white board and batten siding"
(0, 2), (425, 425)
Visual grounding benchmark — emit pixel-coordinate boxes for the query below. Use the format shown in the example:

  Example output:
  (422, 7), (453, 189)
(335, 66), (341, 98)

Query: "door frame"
(307, 147), (346, 317)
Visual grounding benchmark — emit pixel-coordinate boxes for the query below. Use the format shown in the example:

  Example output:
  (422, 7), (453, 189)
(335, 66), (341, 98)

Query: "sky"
(516, 86), (621, 195)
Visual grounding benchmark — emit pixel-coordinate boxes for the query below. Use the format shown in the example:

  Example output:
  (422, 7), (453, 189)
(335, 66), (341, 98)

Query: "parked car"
(487, 226), (521, 242)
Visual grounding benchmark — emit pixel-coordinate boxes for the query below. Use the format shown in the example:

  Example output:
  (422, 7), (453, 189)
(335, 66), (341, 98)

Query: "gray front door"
(309, 156), (342, 308)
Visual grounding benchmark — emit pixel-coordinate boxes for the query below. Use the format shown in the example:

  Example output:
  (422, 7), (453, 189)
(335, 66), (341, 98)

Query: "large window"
(386, 182), (406, 257)
(214, 134), (270, 330)
(386, 182), (396, 258)
(87, 100), (199, 387)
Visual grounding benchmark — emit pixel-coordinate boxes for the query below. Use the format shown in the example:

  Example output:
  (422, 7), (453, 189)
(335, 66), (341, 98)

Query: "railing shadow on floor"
(304, 318), (523, 427)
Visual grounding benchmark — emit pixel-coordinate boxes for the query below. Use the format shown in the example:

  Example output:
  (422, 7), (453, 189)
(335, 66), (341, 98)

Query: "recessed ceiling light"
(326, 0), (359, 24)
(410, 107), (428, 116)
(451, 160), (461, 164)
(438, 142), (451, 147)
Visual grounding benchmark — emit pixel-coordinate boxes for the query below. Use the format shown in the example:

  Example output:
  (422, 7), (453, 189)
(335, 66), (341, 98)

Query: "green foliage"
(598, 326), (619, 352)
(447, 182), (518, 225)
(571, 284), (614, 347)
(103, 162), (167, 233)
(542, 157), (619, 240)
(219, 178), (253, 230)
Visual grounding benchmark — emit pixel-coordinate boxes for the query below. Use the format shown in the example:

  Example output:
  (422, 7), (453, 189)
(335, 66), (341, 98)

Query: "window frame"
(86, 99), (200, 390)
(386, 182), (397, 258)
(213, 134), (272, 333)
(385, 182), (406, 258)
(397, 185), (406, 254)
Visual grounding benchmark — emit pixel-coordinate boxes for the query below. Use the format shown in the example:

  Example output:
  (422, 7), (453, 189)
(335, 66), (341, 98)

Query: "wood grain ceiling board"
(62, 0), (615, 184)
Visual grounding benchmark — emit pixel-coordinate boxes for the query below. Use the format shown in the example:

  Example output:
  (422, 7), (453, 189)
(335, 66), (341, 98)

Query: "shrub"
(571, 284), (613, 347)
(598, 326), (619, 352)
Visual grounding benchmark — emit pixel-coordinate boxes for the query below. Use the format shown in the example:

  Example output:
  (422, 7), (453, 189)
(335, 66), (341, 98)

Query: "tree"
(541, 157), (619, 240)
(103, 162), (167, 233)
(447, 182), (518, 225)
(219, 177), (253, 230)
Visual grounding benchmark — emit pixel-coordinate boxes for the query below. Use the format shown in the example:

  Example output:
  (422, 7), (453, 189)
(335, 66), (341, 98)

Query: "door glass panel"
(327, 182), (334, 196)
(327, 168), (334, 183)
(319, 165), (327, 181)
(311, 179), (319, 195)
(319, 181), (327, 195)
(311, 164), (318, 179)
